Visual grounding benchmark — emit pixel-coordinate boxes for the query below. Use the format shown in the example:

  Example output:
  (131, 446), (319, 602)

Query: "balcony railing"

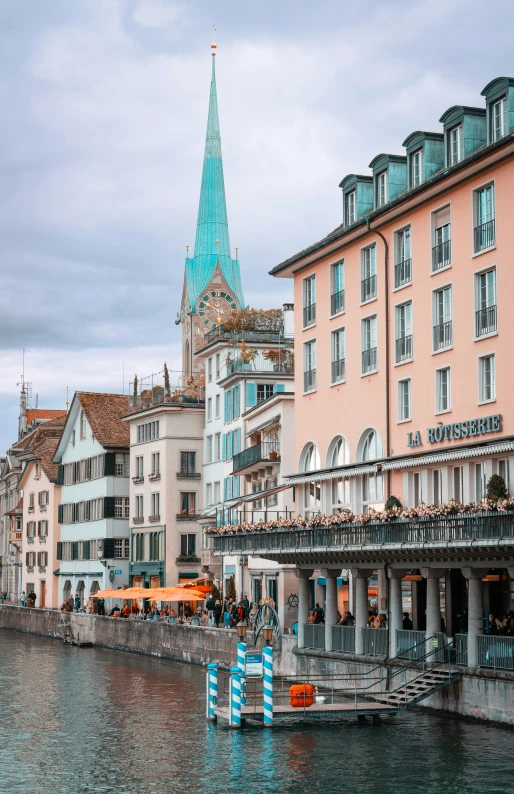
(395, 335), (413, 363)
(476, 305), (497, 337)
(361, 274), (377, 303)
(303, 303), (316, 327)
(332, 625), (355, 653)
(432, 239), (451, 271)
(433, 321), (452, 350)
(232, 441), (280, 474)
(331, 358), (345, 384)
(477, 635), (514, 671)
(330, 289), (345, 315)
(303, 623), (325, 650)
(304, 368), (316, 392)
(362, 347), (377, 373)
(474, 219), (495, 252)
(215, 509), (295, 527)
(362, 627), (388, 657)
(226, 353), (294, 377)
(394, 259), (411, 288)
(203, 327), (286, 347)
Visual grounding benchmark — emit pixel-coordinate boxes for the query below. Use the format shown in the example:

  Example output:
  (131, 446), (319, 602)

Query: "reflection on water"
(0, 629), (513, 794)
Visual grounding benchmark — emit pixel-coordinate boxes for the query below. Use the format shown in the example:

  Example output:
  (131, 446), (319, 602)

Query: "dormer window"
(449, 125), (462, 165)
(376, 171), (387, 207)
(492, 96), (507, 140)
(410, 149), (424, 187)
(345, 191), (356, 225)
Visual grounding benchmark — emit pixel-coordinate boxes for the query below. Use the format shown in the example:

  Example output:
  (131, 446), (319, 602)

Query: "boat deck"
(214, 700), (399, 721)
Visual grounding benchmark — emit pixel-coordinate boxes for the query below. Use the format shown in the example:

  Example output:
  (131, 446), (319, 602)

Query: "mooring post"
(237, 641), (246, 706)
(263, 645), (273, 728)
(229, 666), (242, 728)
(206, 662), (218, 721)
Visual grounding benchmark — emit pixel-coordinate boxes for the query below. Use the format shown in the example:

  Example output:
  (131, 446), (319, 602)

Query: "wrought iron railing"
(477, 634), (514, 671)
(331, 358), (345, 384)
(432, 240), (451, 271)
(303, 304), (316, 327)
(474, 219), (495, 252)
(362, 627), (388, 657)
(395, 335), (412, 363)
(394, 259), (412, 288)
(332, 625), (355, 653)
(304, 368), (316, 392)
(362, 347), (377, 373)
(331, 289), (345, 315)
(433, 320), (452, 350)
(226, 353), (294, 377)
(232, 441), (280, 474)
(203, 328), (285, 346)
(475, 305), (497, 337)
(361, 274), (377, 303)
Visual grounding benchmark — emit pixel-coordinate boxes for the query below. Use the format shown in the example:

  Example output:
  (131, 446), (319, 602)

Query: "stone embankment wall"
(1, 606), (512, 726)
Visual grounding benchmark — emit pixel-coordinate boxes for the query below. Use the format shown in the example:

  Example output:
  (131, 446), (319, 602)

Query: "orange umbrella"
(149, 587), (206, 601)
(177, 582), (212, 594)
(93, 588), (122, 598)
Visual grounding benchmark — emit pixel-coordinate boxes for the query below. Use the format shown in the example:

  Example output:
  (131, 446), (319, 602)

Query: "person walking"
(20, 591), (26, 607)
(312, 603), (324, 624)
(74, 593), (81, 612)
(27, 589), (37, 605)
(97, 597), (105, 616)
(206, 594), (215, 622)
(213, 600), (223, 628)
(223, 601), (231, 629)
(402, 612), (413, 630)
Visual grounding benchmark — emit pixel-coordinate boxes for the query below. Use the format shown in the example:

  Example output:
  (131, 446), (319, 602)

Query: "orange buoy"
(289, 684), (314, 708)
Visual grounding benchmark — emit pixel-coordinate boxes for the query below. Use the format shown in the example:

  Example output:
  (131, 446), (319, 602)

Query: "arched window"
(300, 443), (321, 515)
(328, 436), (351, 513)
(361, 429), (383, 461)
(302, 442), (321, 473)
(359, 429), (384, 506)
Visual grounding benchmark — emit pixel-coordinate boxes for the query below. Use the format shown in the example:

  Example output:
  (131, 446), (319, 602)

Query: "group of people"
(487, 610), (514, 636)
(19, 590), (37, 608)
(311, 606), (415, 631)
(205, 595), (259, 629)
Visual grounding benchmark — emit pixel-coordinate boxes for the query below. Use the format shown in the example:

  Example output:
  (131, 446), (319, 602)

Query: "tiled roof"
(32, 437), (60, 481)
(77, 392), (130, 449)
(6, 496), (23, 516)
(26, 409), (66, 425)
(11, 415), (66, 452)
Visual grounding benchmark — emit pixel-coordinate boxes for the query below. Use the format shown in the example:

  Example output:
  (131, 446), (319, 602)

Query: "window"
(395, 302), (413, 363)
(135, 456), (144, 478)
(215, 354), (220, 379)
(224, 385), (241, 422)
(330, 437), (350, 511)
(432, 205), (451, 271)
(257, 384), (274, 403)
(498, 460), (510, 493)
(433, 286), (452, 350)
(252, 480), (263, 509)
(90, 498), (103, 521)
(114, 497), (130, 519)
(413, 472), (422, 507)
(303, 275), (316, 327)
(208, 358), (213, 383)
(26, 521), (35, 539)
(361, 245), (377, 302)
(475, 269), (497, 337)
(345, 190), (356, 226)
(215, 394), (221, 418)
(115, 453), (130, 477)
(207, 398), (212, 421)
(479, 354), (496, 403)
(331, 260), (345, 315)
(491, 96), (507, 141)
(303, 340), (316, 392)
(35, 462), (41, 479)
(475, 463), (486, 501)
(206, 435), (213, 464)
(474, 183), (495, 252)
(331, 328), (345, 384)
(179, 492), (196, 516)
(398, 379), (411, 422)
(151, 452), (160, 475)
(376, 170), (387, 207)
(135, 494), (144, 519)
(206, 483), (212, 506)
(395, 226), (411, 288)
(436, 367), (451, 413)
(80, 410), (87, 440)
(214, 482), (220, 503)
(136, 420), (160, 444)
(114, 538), (129, 559)
(40, 520), (48, 538)
(361, 430), (383, 504)
(29, 492), (34, 508)
(215, 433), (221, 461)
(453, 466), (463, 503)
(361, 316), (378, 374)
(39, 490), (48, 508)
(180, 451), (196, 475)
(62, 504), (74, 524)
(151, 493), (160, 517)
(449, 124), (462, 165)
(180, 534), (197, 556)
(432, 469), (442, 506)
(410, 148), (424, 187)
(91, 455), (104, 480)
(38, 551), (48, 569)
(26, 552), (35, 569)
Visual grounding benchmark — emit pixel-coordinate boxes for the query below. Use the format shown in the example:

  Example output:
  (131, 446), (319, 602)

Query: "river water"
(1, 629), (513, 794)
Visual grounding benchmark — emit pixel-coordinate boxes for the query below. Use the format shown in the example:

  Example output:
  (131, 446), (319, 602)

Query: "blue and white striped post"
(206, 662), (218, 721)
(263, 645), (273, 727)
(229, 665), (242, 728)
(237, 641), (246, 706)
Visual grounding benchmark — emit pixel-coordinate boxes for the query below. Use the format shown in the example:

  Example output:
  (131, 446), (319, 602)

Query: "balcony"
(303, 303), (316, 327)
(133, 517), (144, 524)
(304, 368), (316, 392)
(28, 505), (35, 513)
(330, 289), (345, 315)
(148, 515), (161, 523)
(395, 335), (413, 363)
(474, 219), (495, 252)
(433, 321), (452, 351)
(226, 352), (293, 377)
(177, 470), (201, 479)
(362, 347), (377, 374)
(432, 240), (451, 271)
(331, 358), (346, 384)
(176, 554), (201, 563)
(361, 274), (377, 303)
(203, 327), (286, 348)
(394, 259), (411, 288)
(132, 475), (144, 484)
(476, 305), (497, 337)
(176, 513), (201, 521)
(148, 471), (161, 481)
(232, 441), (280, 474)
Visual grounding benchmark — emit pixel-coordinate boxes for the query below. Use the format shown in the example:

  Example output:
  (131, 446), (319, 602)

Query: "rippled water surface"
(1, 629), (513, 794)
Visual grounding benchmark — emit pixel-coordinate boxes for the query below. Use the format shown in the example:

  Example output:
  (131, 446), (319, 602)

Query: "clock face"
(198, 290), (238, 329)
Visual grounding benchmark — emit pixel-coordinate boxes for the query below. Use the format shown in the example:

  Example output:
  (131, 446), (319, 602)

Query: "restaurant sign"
(407, 414), (502, 447)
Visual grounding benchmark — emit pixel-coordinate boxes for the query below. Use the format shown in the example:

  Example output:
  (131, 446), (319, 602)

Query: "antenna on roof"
(35, 393), (38, 409)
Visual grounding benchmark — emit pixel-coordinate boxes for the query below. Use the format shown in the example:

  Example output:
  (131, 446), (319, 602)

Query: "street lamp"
(236, 622), (247, 641)
(262, 624), (273, 644)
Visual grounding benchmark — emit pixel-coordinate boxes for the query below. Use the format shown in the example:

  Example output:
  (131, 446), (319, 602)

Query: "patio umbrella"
(149, 587), (206, 601)
(92, 588), (122, 598)
(176, 582), (212, 594)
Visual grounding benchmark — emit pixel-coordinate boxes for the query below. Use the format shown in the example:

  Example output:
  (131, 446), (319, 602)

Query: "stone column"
(322, 569), (339, 652)
(388, 569), (408, 658)
(351, 568), (370, 655)
(462, 568), (489, 667)
(295, 568), (313, 649)
(377, 569), (388, 613)
(421, 568), (446, 651)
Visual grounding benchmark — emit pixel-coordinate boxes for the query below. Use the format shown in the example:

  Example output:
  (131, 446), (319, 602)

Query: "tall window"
(214, 482), (220, 504)
(215, 433), (221, 461)
(395, 302), (413, 363)
(376, 170), (387, 207)
(475, 463), (486, 501)
(453, 466), (463, 503)
(432, 205), (451, 271)
(302, 443), (321, 515)
(498, 460), (510, 493)
(436, 367), (451, 413)
(361, 430), (383, 504)
(479, 354), (496, 402)
(180, 534), (196, 556)
(449, 125), (462, 165)
(398, 379), (411, 422)
(410, 148), (424, 187)
(215, 394), (221, 418)
(361, 316), (378, 374)
(475, 269), (497, 337)
(151, 452), (160, 475)
(432, 469), (442, 506)
(304, 340), (316, 392)
(330, 437), (350, 511)
(135, 494), (144, 518)
(413, 472), (422, 507)
(474, 183), (495, 252)
(491, 96), (507, 141)
(345, 190), (356, 226)
(433, 286), (452, 351)
(208, 358), (213, 382)
(115, 453), (129, 477)
(206, 483), (212, 506)
(80, 410), (87, 440)
(151, 492), (160, 517)
(215, 353), (220, 379)
(395, 226), (411, 288)
(303, 275), (316, 327)
(180, 451), (196, 475)
(135, 456), (144, 478)
(361, 245), (377, 302)
(179, 492), (196, 516)
(206, 436), (213, 464)
(331, 260), (345, 315)
(207, 398), (212, 421)
(331, 328), (345, 384)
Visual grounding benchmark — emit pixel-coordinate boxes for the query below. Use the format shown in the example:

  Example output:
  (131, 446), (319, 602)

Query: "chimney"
(283, 303), (294, 339)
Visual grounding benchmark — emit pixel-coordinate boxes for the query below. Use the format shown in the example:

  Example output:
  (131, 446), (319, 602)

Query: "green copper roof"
(185, 57), (244, 311)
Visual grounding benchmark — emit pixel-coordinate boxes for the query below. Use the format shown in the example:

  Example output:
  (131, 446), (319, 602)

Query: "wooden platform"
(214, 700), (399, 721)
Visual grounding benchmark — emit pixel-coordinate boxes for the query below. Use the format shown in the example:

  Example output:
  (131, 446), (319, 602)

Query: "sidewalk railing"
(477, 634), (514, 671)
(303, 623), (325, 650)
(396, 629), (426, 660)
(455, 633), (468, 666)
(362, 627), (388, 657)
(332, 625), (355, 653)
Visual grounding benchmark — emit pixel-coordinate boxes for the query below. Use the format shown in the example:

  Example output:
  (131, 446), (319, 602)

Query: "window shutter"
(227, 432), (233, 460)
(38, 492), (41, 506)
(222, 434), (227, 461)
(223, 478), (227, 501)
(26, 552), (29, 566)
(246, 383), (257, 408)
(237, 428), (241, 454)
(235, 384), (240, 418)
(224, 392), (229, 423)
(56, 542), (63, 561)
(72, 541), (78, 560)
(37, 521), (41, 537)
(46, 490), (50, 503)
(72, 503), (77, 523)
(58, 505), (63, 524)
(104, 453), (116, 476)
(57, 464), (64, 485)
(235, 476), (240, 497)
(103, 538), (115, 559)
(104, 496), (115, 518)
(275, 383), (285, 393)
(37, 552), (41, 567)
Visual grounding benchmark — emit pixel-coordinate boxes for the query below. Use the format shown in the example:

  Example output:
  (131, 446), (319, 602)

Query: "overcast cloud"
(1, 0), (513, 451)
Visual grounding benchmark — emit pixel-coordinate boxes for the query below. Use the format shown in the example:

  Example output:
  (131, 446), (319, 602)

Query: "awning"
(238, 483), (293, 503)
(199, 497), (242, 518)
(286, 464), (378, 486)
(382, 439), (514, 470)
(246, 414), (281, 436)
(317, 576), (347, 586)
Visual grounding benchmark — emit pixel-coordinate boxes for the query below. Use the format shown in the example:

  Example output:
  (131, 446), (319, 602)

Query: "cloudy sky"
(1, 0), (512, 451)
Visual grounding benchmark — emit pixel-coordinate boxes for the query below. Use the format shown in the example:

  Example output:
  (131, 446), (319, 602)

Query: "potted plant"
(266, 423), (281, 460)
(238, 340), (257, 370)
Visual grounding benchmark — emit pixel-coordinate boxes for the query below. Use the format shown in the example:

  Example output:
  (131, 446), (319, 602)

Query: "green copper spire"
(184, 54), (244, 311)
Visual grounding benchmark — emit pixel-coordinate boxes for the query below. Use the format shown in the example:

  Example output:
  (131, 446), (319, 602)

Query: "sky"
(1, 0), (513, 452)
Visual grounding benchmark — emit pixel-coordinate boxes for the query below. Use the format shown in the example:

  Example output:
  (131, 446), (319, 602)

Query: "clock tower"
(179, 45), (244, 379)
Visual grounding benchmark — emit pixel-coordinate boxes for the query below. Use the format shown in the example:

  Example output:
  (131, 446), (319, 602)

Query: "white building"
(52, 392), (130, 605)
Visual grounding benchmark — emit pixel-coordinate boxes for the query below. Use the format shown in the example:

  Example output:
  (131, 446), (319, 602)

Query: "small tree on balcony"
(486, 474), (508, 501)
(238, 340), (257, 365)
(164, 362), (171, 398)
